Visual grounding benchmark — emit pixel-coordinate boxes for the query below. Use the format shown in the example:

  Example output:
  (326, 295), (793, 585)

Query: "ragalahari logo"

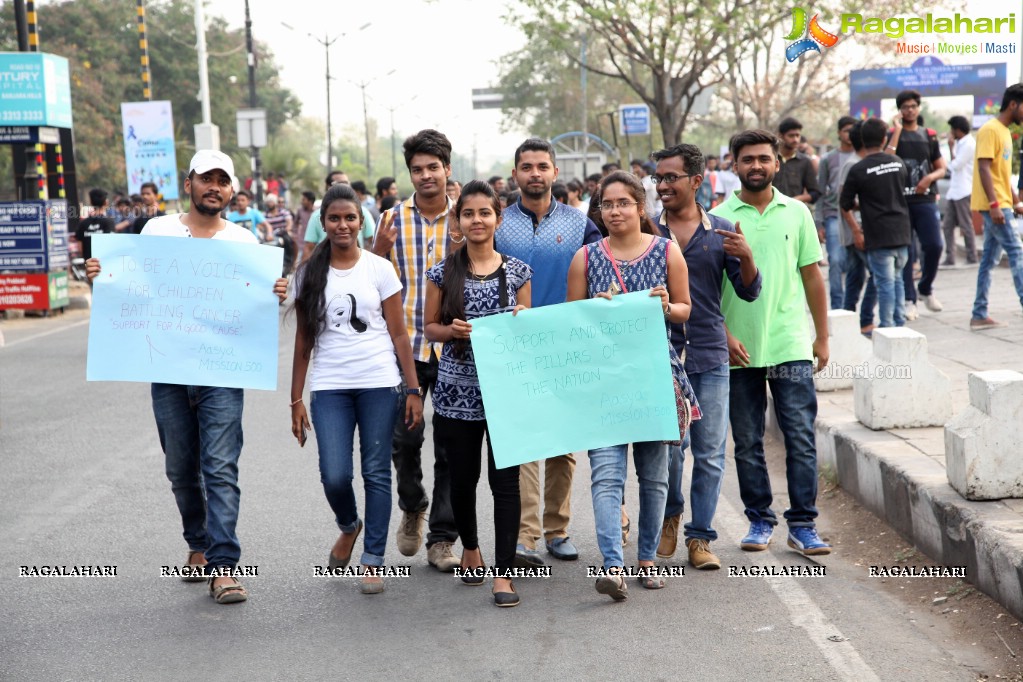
(784, 7), (840, 62)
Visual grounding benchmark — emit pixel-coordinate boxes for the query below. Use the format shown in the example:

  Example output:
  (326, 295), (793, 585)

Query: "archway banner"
(850, 62), (1006, 127)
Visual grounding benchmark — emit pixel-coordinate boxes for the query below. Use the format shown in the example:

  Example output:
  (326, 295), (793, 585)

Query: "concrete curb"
(816, 412), (1023, 621)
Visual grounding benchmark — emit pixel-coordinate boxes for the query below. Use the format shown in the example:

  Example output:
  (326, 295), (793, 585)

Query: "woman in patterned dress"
(424, 180), (532, 608)
(566, 170), (696, 601)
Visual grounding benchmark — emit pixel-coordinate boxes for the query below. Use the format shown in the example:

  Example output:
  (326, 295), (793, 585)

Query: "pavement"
(5, 262), (1023, 678)
(810, 258), (1023, 621)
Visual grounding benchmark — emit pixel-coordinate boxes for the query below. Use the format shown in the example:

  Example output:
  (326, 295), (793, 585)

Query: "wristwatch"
(406, 387), (422, 396)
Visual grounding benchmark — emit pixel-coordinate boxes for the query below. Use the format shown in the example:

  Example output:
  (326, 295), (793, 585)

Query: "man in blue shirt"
(226, 190), (268, 241)
(650, 144), (762, 569)
(495, 137), (601, 567)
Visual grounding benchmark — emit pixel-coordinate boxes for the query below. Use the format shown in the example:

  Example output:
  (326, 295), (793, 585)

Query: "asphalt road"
(0, 308), (997, 680)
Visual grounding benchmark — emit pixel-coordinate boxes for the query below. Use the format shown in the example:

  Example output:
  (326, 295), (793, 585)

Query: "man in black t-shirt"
(131, 182), (165, 233)
(887, 90), (947, 319)
(75, 188), (115, 261)
(840, 118), (912, 329)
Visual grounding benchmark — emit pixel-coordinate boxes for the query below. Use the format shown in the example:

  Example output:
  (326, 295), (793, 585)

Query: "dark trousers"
(434, 414), (520, 571)
(902, 201), (944, 300)
(392, 357), (457, 546)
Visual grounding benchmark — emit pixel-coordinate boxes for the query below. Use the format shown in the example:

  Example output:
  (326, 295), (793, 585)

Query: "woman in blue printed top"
(566, 171), (698, 601)
(424, 180), (532, 608)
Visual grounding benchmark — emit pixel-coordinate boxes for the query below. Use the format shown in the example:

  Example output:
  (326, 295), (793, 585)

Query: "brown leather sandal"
(208, 577), (248, 604)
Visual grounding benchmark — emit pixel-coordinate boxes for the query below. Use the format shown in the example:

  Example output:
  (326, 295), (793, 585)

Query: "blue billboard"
(0, 53), (73, 129)
(850, 62), (1007, 126)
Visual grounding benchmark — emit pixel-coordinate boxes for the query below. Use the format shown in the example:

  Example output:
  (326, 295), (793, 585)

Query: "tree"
(496, 35), (647, 144)
(0, 0), (300, 195)
(506, 0), (767, 147)
(710, 0), (921, 135)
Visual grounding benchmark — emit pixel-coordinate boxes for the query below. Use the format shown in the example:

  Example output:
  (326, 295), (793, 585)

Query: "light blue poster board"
(86, 234), (284, 390)
(471, 291), (680, 469)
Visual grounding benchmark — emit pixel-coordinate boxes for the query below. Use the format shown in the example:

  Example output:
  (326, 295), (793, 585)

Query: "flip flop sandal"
(181, 550), (208, 583)
(209, 577), (248, 604)
(637, 573), (666, 590)
(595, 574), (628, 601)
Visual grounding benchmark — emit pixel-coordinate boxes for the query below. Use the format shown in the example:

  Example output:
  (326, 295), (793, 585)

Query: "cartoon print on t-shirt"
(327, 293), (368, 333)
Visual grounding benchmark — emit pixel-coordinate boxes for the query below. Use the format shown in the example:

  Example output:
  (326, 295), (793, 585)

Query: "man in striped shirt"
(371, 129), (462, 572)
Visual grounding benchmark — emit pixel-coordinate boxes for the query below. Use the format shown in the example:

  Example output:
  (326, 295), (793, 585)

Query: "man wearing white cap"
(86, 149), (288, 604)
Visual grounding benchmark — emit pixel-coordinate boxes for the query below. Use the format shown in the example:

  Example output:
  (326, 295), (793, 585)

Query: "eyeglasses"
(599, 200), (640, 212)
(651, 173), (694, 185)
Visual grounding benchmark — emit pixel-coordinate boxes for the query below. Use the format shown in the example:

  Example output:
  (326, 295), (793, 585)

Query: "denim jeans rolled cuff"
(589, 441), (668, 569)
(152, 383), (244, 571)
(360, 549), (385, 567)
(972, 209), (1023, 321)
(311, 386), (401, 567)
(729, 362), (819, 528)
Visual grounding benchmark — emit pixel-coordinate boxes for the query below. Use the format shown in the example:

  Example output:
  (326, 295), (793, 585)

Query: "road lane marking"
(1, 319), (89, 348)
(715, 496), (881, 682)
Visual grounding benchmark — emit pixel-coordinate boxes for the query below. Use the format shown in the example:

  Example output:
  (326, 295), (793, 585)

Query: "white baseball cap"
(189, 149), (235, 178)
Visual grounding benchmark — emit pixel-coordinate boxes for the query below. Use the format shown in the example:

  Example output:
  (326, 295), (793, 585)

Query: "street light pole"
(385, 94), (416, 178)
(243, 0), (261, 205)
(281, 22), (370, 171)
(354, 69), (395, 180)
(324, 33), (336, 168)
(358, 81), (370, 177)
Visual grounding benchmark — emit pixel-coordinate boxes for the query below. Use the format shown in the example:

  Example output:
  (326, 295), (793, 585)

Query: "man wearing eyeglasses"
(494, 137), (602, 567)
(886, 89), (947, 320)
(649, 144), (761, 570)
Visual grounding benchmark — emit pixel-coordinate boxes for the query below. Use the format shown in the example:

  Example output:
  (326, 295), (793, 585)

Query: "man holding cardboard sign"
(87, 150), (288, 604)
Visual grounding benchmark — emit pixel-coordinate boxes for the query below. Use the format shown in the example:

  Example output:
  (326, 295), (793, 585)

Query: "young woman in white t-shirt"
(290, 184), (423, 594)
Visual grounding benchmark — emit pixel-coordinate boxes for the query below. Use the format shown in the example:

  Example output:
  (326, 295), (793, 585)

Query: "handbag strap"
(599, 238), (628, 294)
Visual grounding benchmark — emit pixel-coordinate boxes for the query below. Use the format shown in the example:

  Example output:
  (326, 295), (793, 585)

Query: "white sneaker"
(921, 294), (943, 312)
(905, 302), (919, 321)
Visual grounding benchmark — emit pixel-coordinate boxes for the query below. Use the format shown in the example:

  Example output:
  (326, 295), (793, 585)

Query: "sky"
(208, 0), (529, 171)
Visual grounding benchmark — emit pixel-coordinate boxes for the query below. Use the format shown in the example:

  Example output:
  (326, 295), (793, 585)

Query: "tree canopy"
(0, 0), (300, 195)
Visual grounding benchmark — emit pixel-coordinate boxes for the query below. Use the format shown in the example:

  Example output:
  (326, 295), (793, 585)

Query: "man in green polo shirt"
(710, 128), (832, 557)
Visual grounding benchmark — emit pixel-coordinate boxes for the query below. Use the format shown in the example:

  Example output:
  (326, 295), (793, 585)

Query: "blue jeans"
(665, 363), (729, 541)
(729, 361), (819, 528)
(972, 209), (1023, 320)
(151, 384), (244, 571)
(843, 246), (877, 328)
(866, 246), (909, 328)
(311, 386), (402, 567)
(902, 201), (944, 301)
(588, 441), (668, 569)
(823, 216), (846, 309)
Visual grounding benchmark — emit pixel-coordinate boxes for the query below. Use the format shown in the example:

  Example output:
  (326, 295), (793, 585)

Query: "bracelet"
(990, 200), (1000, 208)
(886, 145), (896, 151)
(290, 397), (303, 406)
(663, 302), (670, 318)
